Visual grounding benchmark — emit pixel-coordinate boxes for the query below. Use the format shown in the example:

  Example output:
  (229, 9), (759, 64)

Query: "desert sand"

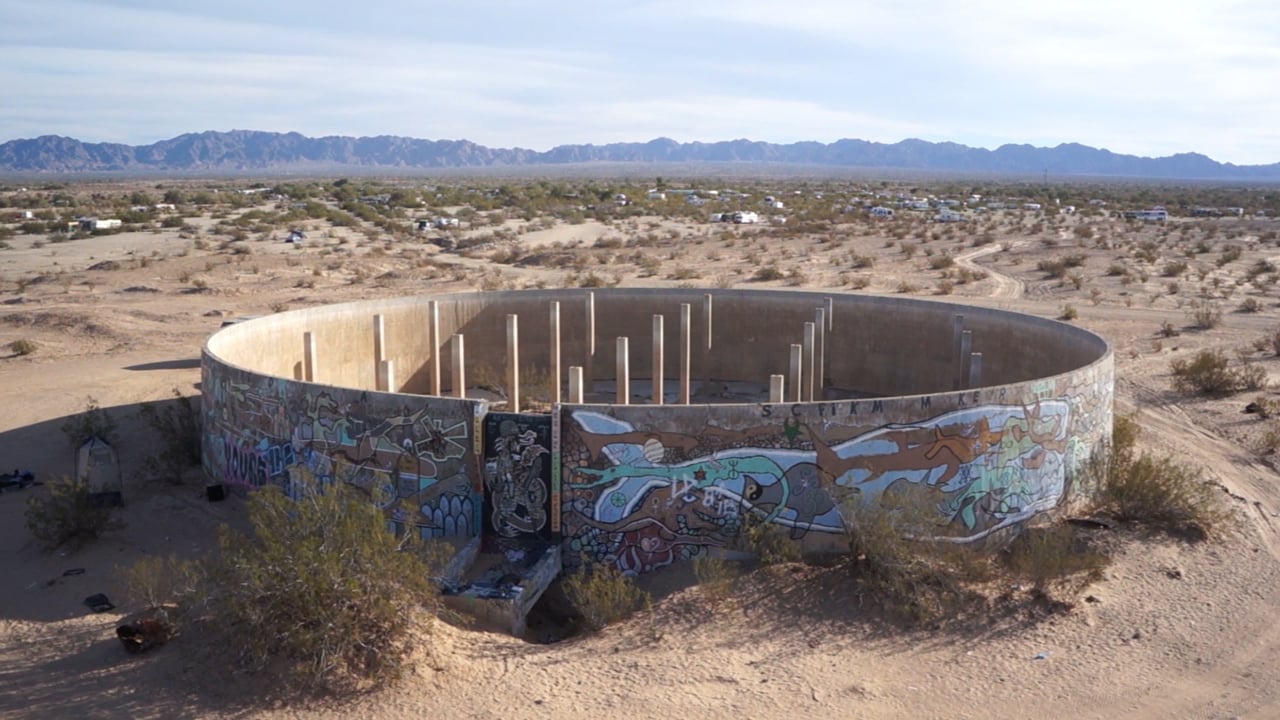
(2, 184), (1280, 719)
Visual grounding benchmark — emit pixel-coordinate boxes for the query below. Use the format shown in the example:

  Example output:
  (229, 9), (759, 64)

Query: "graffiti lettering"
(223, 436), (268, 488)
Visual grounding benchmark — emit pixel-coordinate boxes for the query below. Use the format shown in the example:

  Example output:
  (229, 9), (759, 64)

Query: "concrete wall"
(558, 358), (1113, 574)
(201, 349), (485, 539)
(202, 289), (1113, 574)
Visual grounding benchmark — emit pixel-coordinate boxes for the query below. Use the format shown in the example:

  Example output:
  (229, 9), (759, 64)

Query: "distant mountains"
(1, 130), (1278, 180)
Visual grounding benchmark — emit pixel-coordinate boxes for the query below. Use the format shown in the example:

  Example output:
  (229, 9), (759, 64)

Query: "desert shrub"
(60, 396), (118, 449)
(843, 494), (989, 625)
(735, 515), (803, 566)
(561, 560), (650, 632)
(1157, 321), (1181, 338)
(1092, 414), (1230, 540)
(25, 475), (124, 550)
(751, 264), (785, 282)
(1162, 260), (1188, 277)
(1170, 349), (1256, 395)
(1187, 299), (1222, 329)
(9, 338), (37, 356)
(692, 554), (740, 603)
(137, 389), (202, 484)
(1002, 525), (1108, 593)
(1059, 304), (1079, 321)
(202, 479), (436, 690)
(122, 554), (202, 624)
(1239, 297), (1264, 313)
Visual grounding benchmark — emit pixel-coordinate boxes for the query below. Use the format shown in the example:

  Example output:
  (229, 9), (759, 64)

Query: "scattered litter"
(1033, 651), (1052, 660)
(62, 568), (85, 577)
(1085, 595), (1101, 604)
(84, 593), (115, 612)
(1166, 568), (1184, 580)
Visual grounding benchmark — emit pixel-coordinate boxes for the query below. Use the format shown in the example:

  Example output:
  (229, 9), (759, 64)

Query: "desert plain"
(1, 176), (1280, 719)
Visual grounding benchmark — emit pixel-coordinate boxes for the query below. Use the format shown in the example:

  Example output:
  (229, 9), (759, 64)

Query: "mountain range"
(1, 130), (1278, 180)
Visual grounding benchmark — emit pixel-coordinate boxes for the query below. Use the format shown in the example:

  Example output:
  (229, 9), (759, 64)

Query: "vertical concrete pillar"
(373, 313), (386, 390)
(379, 360), (395, 393)
(969, 352), (984, 389)
(302, 331), (316, 382)
(789, 343), (803, 403)
(769, 374), (785, 403)
(825, 296), (834, 332)
(803, 321), (816, 402)
(584, 291), (595, 393)
(703, 292), (714, 388)
(652, 314), (664, 405)
(814, 307), (826, 400)
(952, 314), (966, 391)
(679, 303), (691, 404)
(451, 333), (465, 399)
(960, 330), (973, 390)
(549, 301), (561, 404)
(616, 337), (630, 404)
(568, 366), (584, 404)
(506, 314), (520, 413)
(428, 300), (441, 396)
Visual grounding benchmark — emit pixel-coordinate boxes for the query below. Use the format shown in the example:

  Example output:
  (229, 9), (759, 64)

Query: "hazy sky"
(3, 0), (1278, 164)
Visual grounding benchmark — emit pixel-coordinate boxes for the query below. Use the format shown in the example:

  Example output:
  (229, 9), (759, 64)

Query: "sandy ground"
(3, 197), (1280, 719)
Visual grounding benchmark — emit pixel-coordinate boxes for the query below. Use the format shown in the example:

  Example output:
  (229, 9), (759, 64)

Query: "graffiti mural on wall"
(202, 362), (482, 539)
(482, 413), (553, 542)
(560, 367), (1111, 574)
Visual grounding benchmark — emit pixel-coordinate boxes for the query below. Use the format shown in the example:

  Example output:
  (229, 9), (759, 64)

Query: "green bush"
(561, 560), (650, 632)
(843, 494), (988, 625)
(9, 338), (37, 356)
(137, 388), (202, 484)
(204, 479), (437, 690)
(1092, 414), (1230, 540)
(1002, 525), (1108, 593)
(60, 396), (117, 449)
(1170, 349), (1260, 395)
(736, 514), (803, 566)
(25, 475), (124, 550)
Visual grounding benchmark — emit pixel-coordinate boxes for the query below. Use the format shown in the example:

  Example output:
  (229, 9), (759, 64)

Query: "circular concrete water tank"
(203, 289), (1113, 573)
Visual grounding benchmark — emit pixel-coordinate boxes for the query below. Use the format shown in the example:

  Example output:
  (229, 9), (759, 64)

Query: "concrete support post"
(803, 322), (816, 402)
(652, 314), (664, 405)
(568, 366), (584, 404)
(549, 301), (561, 404)
(960, 330), (973, 390)
(451, 333), (465, 399)
(679, 303), (691, 404)
(969, 352), (983, 389)
(302, 331), (316, 382)
(814, 308), (826, 400)
(789, 343), (803, 403)
(379, 360), (395, 393)
(703, 293), (714, 388)
(373, 314), (386, 390)
(769, 374), (785, 403)
(584, 292), (595, 394)
(952, 314), (965, 391)
(506, 314), (520, 413)
(428, 300), (441, 396)
(825, 296), (834, 332)
(616, 337), (630, 404)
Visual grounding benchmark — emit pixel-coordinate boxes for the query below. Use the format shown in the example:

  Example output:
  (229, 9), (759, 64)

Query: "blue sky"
(3, 0), (1278, 164)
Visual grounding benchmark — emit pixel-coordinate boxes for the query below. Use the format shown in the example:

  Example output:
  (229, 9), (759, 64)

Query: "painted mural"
(482, 413), (553, 542)
(202, 359), (483, 539)
(560, 362), (1112, 575)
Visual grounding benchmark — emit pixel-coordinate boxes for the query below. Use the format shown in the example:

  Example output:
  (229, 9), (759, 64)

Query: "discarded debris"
(84, 593), (115, 612)
(116, 617), (170, 654)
